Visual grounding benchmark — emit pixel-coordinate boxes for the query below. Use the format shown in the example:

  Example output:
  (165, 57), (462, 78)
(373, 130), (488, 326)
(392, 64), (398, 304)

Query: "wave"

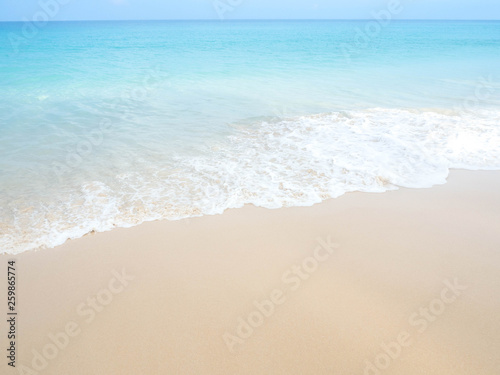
(1, 108), (500, 254)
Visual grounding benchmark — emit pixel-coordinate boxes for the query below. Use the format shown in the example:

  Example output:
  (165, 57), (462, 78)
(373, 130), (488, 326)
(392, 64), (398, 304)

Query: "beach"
(1, 169), (499, 374)
(1, 14), (500, 375)
(2, 20), (500, 255)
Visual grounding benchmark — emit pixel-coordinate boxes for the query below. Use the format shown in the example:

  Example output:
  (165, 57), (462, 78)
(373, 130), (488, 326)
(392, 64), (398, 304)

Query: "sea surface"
(1, 20), (500, 254)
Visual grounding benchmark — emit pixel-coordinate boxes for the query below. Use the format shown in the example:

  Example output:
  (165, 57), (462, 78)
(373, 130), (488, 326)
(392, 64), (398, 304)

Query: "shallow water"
(1, 20), (499, 253)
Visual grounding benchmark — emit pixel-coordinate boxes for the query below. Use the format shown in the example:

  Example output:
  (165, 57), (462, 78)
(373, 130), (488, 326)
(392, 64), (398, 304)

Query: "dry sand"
(1, 170), (499, 374)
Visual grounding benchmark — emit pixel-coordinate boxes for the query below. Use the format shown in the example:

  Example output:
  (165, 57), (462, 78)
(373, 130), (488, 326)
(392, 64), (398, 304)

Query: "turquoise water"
(1, 20), (500, 253)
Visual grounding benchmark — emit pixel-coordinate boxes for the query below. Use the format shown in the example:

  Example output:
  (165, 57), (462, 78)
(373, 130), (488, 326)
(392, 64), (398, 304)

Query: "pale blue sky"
(1, 0), (499, 21)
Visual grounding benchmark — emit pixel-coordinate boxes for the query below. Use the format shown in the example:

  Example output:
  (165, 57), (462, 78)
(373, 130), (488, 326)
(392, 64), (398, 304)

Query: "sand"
(1, 170), (499, 375)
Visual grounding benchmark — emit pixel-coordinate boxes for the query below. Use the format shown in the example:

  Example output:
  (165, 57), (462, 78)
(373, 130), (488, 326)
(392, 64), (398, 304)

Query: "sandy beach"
(1, 169), (499, 375)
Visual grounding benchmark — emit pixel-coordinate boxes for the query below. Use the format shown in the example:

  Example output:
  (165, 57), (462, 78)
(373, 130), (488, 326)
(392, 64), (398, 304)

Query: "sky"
(1, 0), (499, 22)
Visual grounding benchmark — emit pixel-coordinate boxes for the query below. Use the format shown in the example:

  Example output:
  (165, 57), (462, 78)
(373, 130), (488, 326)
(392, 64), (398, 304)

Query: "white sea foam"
(1, 108), (500, 254)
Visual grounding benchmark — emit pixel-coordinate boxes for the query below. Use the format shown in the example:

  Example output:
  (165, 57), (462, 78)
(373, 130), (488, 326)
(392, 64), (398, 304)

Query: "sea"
(1, 20), (500, 253)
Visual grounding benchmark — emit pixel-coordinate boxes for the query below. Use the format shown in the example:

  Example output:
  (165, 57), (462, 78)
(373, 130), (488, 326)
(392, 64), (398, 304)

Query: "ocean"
(1, 20), (500, 253)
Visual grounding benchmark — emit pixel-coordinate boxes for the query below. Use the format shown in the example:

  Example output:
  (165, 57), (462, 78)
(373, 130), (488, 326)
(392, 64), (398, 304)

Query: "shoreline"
(4, 105), (500, 256)
(3, 167), (497, 257)
(1, 170), (499, 374)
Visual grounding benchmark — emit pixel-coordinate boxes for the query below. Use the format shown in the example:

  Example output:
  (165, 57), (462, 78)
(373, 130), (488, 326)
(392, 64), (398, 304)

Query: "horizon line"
(1, 18), (500, 23)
